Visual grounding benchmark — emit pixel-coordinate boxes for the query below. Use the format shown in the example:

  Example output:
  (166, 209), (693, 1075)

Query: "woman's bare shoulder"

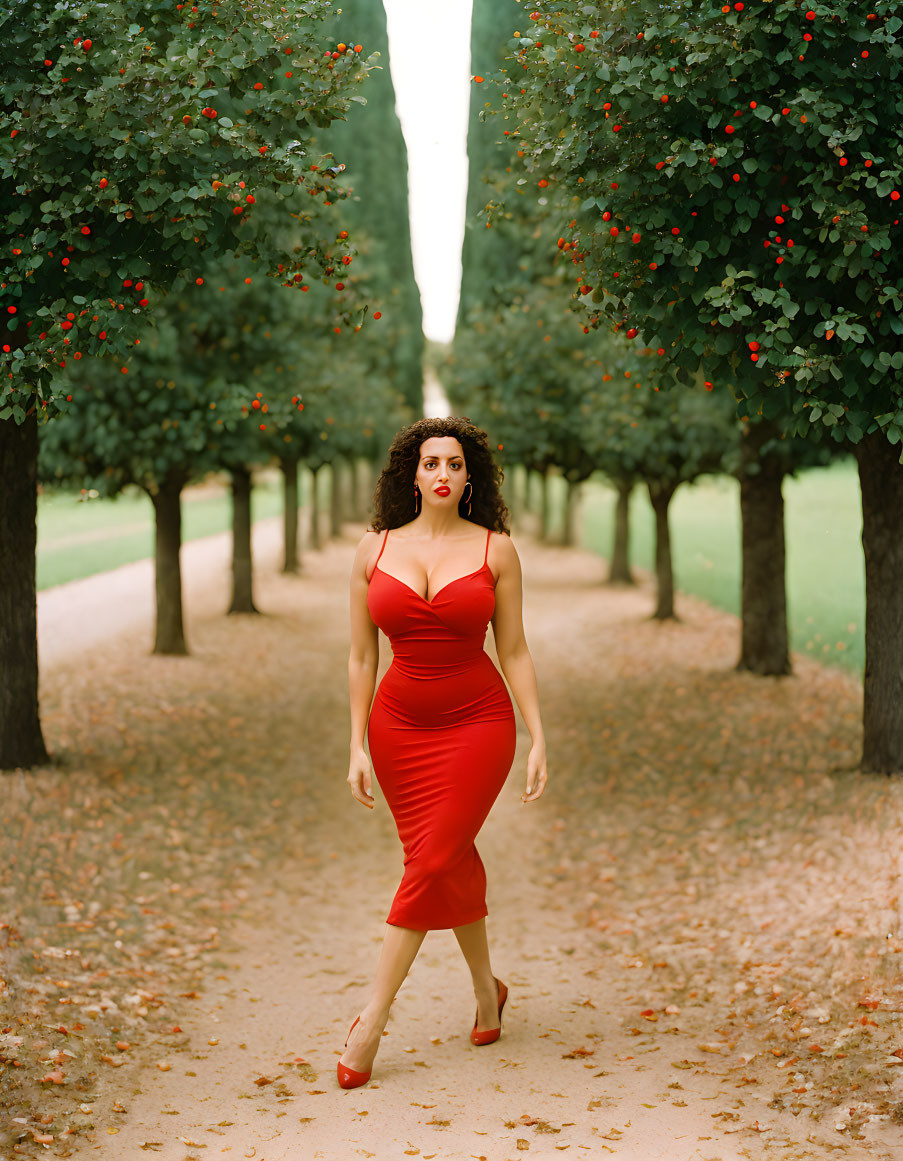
(354, 528), (384, 565)
(488, 528), (521, 571)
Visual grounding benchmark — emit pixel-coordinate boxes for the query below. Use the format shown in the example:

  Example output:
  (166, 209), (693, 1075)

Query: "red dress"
(366, 525), (517, 931)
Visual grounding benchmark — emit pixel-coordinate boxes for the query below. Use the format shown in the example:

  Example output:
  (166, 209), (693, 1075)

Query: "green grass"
(36, 473), (295, 591)
(577, 458), (865, 674)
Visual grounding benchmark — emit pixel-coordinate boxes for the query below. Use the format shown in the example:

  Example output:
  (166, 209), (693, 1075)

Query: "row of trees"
(447, 0), (901, 772)
(1, 0), (422, 770)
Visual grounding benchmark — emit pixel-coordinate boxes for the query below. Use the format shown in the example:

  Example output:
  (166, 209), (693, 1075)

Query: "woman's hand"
(347, 747), (375, 809)
(521, 740), (548, 803)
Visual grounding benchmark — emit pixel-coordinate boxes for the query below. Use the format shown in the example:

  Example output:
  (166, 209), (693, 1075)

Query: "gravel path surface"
(5, 518), (900, 1160)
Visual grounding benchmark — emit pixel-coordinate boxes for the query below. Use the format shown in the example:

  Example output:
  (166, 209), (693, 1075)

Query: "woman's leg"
(453, 917), (501, 1031)
(339, 923), (427, 1073)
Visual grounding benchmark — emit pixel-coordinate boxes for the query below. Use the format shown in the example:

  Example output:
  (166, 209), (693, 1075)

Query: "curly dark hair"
(369, 416), (511, 534)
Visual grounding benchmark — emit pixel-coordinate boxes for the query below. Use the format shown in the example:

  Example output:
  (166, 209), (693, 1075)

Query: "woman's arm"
(346, 533), (381, 807)
(490, 534), (547, 801)
(348, 530), (380, 750)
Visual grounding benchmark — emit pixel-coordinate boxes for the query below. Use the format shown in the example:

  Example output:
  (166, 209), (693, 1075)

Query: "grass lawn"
(577, 457), (865, 675)
(36, 472), (291, 591)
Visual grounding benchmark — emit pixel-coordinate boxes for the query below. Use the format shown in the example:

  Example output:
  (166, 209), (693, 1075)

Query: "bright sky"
(382, 0), (474, 345)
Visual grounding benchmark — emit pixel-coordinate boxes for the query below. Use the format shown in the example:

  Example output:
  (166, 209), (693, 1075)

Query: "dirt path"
(5, 521), (902, 1159)
(36, 513), (287, 667)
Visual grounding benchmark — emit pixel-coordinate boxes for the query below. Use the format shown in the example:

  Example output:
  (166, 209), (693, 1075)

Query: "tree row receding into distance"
(447, 0), (902, 773)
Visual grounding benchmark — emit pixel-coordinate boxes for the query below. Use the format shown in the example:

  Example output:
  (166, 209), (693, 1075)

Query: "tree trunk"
(309, 465), (321, 550)
(529, 467), (540, 514)
(539, 466), (552, 542)
(562, 479), (580, 547)
(0, 412), (50, 770)
(329, 459), (342, 538)
(856, 430), (903, 774)
(608, 480), (635, 585)
(353, 456), (365, 521)
(281, 455), (299, 575)
(737, 419), (791, 676)
(365, 456), (379, 526)
(229, 466), (258, 614)
(647, 480), (677, 621)
(506, 464), (519, 526)
(148, 475), (189, 656)
(344, 454), (358, 522)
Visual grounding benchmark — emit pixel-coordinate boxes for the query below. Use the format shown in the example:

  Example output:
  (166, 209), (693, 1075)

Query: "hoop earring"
(462, 480), (472, 517)
(413, 483), (421, 514)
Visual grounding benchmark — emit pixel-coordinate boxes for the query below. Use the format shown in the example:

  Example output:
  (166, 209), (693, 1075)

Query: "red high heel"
(336, 1015), (372, 1089)
(470, 977), (508, 1045)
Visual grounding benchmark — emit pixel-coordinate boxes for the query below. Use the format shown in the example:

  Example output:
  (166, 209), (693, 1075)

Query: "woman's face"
(415, 437), (469, 508)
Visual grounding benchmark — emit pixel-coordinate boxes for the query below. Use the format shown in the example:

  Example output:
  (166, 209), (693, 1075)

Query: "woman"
(340, 416), (548, 1089)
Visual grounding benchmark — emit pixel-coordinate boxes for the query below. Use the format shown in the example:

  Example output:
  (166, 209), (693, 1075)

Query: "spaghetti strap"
(483, 527), (491, 567)
(375, 528), (389, 567)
